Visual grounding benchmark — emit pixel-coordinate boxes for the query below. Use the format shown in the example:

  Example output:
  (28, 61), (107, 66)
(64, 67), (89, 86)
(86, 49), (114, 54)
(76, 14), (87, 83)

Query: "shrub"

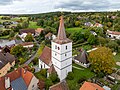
(66, 72), (74, 80)
(40, 69), (47, 78)
(49, 73), (60, 83)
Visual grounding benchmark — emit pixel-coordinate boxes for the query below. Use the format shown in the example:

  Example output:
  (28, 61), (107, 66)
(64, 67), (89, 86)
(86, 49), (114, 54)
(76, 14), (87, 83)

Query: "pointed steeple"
(57, 16), (67, 40)
(52, 16), (72, 44)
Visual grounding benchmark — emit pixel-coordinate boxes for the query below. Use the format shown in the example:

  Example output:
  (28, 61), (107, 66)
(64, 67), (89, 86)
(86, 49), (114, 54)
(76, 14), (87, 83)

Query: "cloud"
(54, 0), (120, 11)
(0, 0), (22, 5)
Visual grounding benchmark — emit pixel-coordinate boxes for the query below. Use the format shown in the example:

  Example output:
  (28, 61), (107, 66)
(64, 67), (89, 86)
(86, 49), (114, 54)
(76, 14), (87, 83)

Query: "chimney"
(5, 77), (10, 89)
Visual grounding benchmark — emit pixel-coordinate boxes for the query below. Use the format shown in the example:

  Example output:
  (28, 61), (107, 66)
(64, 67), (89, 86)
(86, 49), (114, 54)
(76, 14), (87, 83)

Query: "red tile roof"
(107, 30), (120, 35)
(49, 80), (69, 90)
(39, 46), (51, 66)
(45, 32), (53, 38)
(35, 28), (44, 33)
(0, 68), (34, 90)
(80, 81), (104, 90)
(52, 16), (72, 44)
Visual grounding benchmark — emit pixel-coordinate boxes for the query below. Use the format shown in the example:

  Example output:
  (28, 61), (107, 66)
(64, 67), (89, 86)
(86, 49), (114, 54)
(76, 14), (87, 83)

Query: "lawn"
(114, 53), (120, 62)
(28, 21), (40, 29)
(67, 63), (95, 90)
(66, 27), (87, 33)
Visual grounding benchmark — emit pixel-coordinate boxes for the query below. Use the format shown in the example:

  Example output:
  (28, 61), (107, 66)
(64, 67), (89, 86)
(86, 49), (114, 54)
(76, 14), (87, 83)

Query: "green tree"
(25, 33), (34, 42)
(66, 72), (74, 80)
(75, 21), (80, 27)
(49, 73), (60, 83)
(45, 78), (53, 90)
(22, 21), (29, 28)
(89, 47), (115, 74)
(19, 58), (25, 64)
(9, 30), (15, 38)
(87, 34), (97, 45)
(10, 45), (26, 57)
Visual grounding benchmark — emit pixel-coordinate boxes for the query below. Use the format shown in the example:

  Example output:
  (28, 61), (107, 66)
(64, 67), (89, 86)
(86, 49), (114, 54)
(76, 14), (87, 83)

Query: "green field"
(67, 63), (95, 90)
(28, 21), (40, 29)
(66, 27), (86, 33)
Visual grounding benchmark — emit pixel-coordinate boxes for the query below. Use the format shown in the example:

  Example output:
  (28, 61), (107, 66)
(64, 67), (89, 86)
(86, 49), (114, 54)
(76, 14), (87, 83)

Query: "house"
(20, 42), (34, 48)
(49, 80), (69, 90)
(39, 16), (72, 81)
(19, 29), (35, 41)
(0, 68), (39, 90)
(90, 31), (97, 36)
(45, 32), (56, 40)
(107, 30), (120, 39)
(37, 79), (45, 90)
(84, 22), (93, 27)
(74, 50), (90, 68)
(94, 23), (103, 28)
(35, 28), (44, 36)
(0, 40), (16, 48)
(0, 52), (15, 77)
(19, 29), (35, 35)
(80, 81), (104, 90)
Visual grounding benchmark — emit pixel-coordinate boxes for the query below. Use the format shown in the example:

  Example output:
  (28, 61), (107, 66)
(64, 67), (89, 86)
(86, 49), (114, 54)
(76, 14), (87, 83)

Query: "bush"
(49, 73), (60, 83)
(77, 77), (87, 84)
(66, 72), (74, 80)
(45, 78), (53, 90)
(40, 69), (47, 78)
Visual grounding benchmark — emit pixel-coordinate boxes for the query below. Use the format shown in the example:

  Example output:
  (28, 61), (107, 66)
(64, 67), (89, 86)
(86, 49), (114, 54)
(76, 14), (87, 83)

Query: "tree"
(45, 78), (53, 90)
(89, 47), (115, 74)
(10, 45), (26, 57)
(22, 21), (29, 28)
(19, 58), (25, 64)
(9, 30), (15, 38)
(87, 34), (97, 45)
(25, 33), (34, 42)
(49, 73), (60, 83)
(106, 41), (118, 52)
(40, 69), (47, 78)
(75, 21), (80, 27)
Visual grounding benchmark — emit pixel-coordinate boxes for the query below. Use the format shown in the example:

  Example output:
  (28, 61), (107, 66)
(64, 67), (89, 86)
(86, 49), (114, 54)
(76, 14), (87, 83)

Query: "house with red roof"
(107, 30), (120, 39)
(0, 68), (39, 90)
(80, 81), (104, 90)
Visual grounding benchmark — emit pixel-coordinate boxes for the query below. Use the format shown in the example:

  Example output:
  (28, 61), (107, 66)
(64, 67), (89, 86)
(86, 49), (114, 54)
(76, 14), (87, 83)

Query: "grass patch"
(36, 44), (45, 58)
(0, 35), (9, 39)
(67, 63), (95, 90)
(66, 27), (87, 33)
(28, 21), (40, 29)
(114, 53), (120, 62)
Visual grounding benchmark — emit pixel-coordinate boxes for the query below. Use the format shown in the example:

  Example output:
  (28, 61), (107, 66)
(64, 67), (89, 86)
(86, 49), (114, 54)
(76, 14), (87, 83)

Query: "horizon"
(0, 0), (120, 14)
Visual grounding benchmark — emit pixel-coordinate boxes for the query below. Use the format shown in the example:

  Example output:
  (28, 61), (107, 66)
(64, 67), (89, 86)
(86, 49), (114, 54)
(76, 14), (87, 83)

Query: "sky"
(0, 0), (120, 14)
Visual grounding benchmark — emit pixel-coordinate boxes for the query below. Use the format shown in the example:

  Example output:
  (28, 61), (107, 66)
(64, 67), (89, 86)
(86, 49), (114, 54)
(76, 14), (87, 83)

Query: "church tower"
(52, 16), (72, 81)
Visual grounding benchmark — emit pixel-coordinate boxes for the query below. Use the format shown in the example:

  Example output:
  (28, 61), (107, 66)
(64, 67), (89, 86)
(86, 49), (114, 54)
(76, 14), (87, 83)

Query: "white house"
(39, 16), (72, 81)
(107, 30), (120, 39)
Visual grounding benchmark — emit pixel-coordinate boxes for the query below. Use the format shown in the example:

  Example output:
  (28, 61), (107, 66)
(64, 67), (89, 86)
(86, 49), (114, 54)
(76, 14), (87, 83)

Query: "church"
(39, 16), (72, 81)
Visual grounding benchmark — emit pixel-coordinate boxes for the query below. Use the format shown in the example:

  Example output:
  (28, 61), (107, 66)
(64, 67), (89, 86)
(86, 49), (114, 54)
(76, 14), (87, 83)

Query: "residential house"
(19, 29), (35, 41)
(0, 40), (15, 48)
(94, 23), (103, 28)
(74, 50), (90, 68)
(35, 28), (44, 36)
(107, 30), (120, 39)
(49, 80), (69, 90)
(37, 79), (45, 90)
(0, 68), (39, 90)
(0, 52), (15, 77)
(20, 42), (34, 48)
(80, 81), (104, 90)
(84, 22), (93, 27)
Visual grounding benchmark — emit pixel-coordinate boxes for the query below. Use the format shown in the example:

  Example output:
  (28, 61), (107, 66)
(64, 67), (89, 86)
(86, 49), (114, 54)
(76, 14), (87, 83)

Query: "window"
(55, 53), (57, 56)
(58, 47), (60, 50)
(66, 46), (67, 50)
(55, 45), (57, 49)
(65, 54), (67, 56)
(32, 85), (34, 88)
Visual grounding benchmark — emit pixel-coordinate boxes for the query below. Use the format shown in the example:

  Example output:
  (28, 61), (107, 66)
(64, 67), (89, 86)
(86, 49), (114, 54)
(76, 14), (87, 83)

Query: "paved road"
(24, 52), (37, 65)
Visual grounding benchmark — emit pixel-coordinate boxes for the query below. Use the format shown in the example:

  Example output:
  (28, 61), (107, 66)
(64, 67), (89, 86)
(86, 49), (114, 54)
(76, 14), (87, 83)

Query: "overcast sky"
(0, 0), (120, 14)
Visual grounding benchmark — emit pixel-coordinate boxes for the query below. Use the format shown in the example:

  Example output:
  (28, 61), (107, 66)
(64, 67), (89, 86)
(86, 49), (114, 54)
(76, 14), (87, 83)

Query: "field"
(66, 27), (87, 33)
(28, 21), (40, 29)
